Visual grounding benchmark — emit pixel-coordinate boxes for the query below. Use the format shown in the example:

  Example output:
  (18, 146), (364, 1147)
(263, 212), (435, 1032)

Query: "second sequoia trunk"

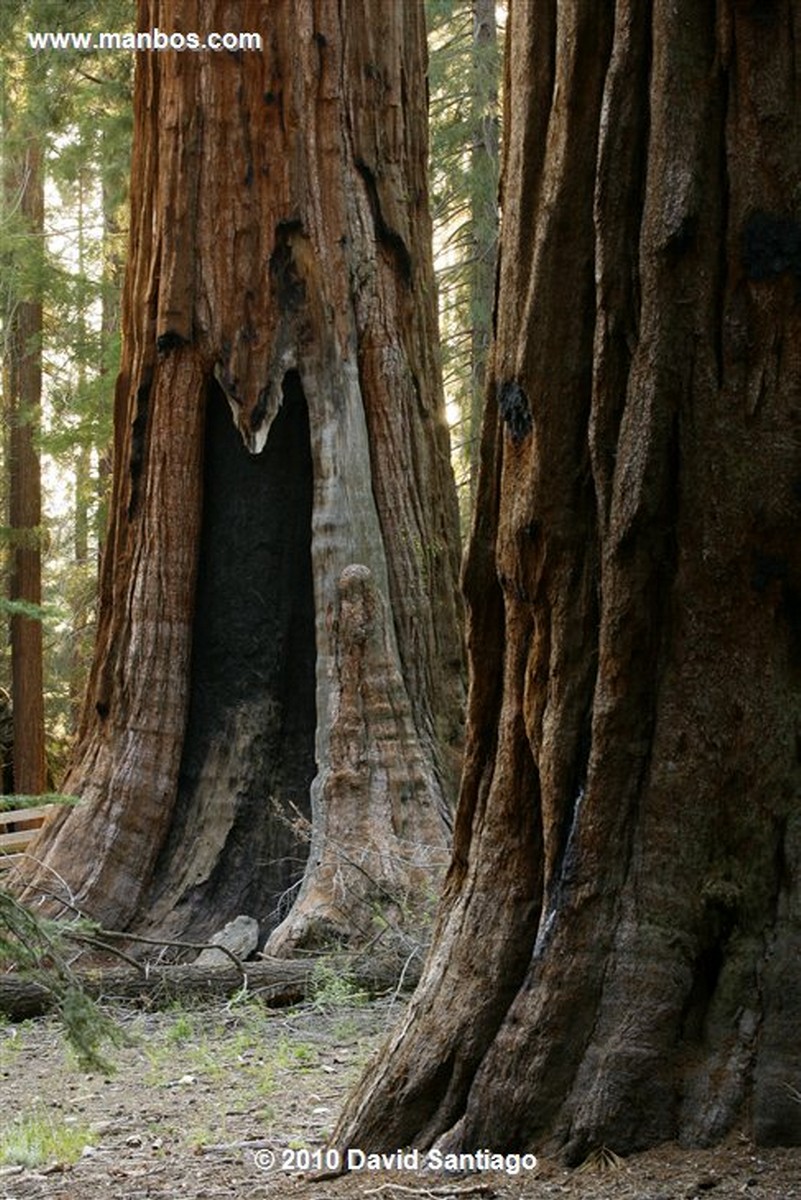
(19, 0), (463, 951)
(333, 0), (801, 1159)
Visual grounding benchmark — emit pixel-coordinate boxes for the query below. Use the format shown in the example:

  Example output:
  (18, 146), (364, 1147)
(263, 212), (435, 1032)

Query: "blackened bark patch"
(128, 376), (151, 519)
(751, 551), (788, 592)
(498, 380), (533, 443)
(742, 211), (801, 291)
(152, 372), (316, 938)
(680, 941), (725, 1043)
(250, 387), (269, 433)
(156, 330), (187, 356)
(270, 221), (305, 312)
(780, 583), (801, 674)
(355, 158), (413, 286)
(736, 0), (780, 24)
(661, 212), (698, 261)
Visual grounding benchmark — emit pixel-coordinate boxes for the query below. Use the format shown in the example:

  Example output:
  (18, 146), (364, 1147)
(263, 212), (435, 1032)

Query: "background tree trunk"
(0, 690), (12, 793)
(334, 0), (801, 1159)
(426, 0), (501, 522)
(3, 124), (46, 797)
(468, 0), (499, 505)
(19, 0), (463, 950)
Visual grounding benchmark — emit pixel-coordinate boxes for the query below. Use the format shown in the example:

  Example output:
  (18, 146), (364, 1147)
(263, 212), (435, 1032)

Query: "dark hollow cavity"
(148, 371), (317, 942)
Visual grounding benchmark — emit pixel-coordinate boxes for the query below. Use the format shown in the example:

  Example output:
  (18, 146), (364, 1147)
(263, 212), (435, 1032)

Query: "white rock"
(194, 915), (259, 965)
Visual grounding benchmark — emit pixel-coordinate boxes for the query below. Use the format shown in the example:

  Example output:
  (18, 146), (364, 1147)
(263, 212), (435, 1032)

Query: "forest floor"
(1, 993), (800, 1200)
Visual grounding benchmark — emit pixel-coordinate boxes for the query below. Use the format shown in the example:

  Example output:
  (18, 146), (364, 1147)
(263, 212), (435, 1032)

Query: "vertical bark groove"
(334, 0), (801, 1159)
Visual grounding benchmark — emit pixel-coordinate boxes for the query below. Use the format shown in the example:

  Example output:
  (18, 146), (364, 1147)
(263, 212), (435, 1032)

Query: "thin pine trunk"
(468, 0), (499, 503)
(4, 130), (46, 796)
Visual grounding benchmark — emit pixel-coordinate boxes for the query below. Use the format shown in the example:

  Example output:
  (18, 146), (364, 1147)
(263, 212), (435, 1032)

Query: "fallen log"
(0, 952), (420, 1021)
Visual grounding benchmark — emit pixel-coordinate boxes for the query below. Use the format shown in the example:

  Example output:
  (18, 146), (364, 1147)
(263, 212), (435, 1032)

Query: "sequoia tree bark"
(19, 0), (463, 950)
(334, 0), (801, 1159)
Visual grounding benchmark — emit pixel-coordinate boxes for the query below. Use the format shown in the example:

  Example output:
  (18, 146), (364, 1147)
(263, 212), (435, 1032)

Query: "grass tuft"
(0, 1106), (93, 1168)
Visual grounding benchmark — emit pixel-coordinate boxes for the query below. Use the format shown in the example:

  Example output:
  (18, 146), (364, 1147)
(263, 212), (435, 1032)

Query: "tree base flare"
(266, 565), (451, 959)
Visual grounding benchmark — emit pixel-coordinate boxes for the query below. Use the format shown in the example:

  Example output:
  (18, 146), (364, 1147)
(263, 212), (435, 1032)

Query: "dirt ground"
(1, 995), (800, 1199)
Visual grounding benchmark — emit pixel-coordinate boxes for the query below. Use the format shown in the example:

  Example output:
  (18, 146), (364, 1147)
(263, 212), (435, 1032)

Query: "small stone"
(194, 915), (259, 966)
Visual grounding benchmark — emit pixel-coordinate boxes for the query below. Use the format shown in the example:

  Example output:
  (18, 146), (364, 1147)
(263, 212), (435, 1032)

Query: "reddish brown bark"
(334, 0), (801, 1159)
(4, 131), (46, 797)
(18, 1), (462, 950)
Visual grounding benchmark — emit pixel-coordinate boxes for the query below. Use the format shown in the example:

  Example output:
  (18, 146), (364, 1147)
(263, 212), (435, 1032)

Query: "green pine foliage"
(0, 791), (78, 811)
(0, 886), (124, 1071)
(427, 0), (502, 523)
(1, 0), (133, 773)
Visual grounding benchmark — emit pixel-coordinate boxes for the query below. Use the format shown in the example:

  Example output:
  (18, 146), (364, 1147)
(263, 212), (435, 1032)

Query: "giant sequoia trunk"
(335, 0), (801, 1160)
(19, 0), (463, 950)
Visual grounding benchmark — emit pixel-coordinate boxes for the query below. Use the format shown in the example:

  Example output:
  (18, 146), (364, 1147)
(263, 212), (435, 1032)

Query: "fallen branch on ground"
(0, 952), (421, 1020)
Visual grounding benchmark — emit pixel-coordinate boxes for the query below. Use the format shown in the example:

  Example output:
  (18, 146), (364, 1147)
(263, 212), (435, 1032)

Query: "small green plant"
(186, 1118), (226, 1152)
(331, 1014), (363, 1040)
(143, 1042), (172, 1086)
(229, 1026), (260, 1059)
(275, 1035), (317, 1070)
(186, 1038), (225, 1080)
(0, 1023), (24, 1068)
(309, 958), (368, 1010)
(249, 1063), (276, 1098)
(289, 1042), (316, 1066)
(164, 1008), (195, 1045)
(0, 1107), (93, 1168)
(253, 1103), (276, 1128)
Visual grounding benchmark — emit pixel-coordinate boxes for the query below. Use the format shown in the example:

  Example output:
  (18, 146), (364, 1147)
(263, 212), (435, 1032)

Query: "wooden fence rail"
(0, 805), (54, 870)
